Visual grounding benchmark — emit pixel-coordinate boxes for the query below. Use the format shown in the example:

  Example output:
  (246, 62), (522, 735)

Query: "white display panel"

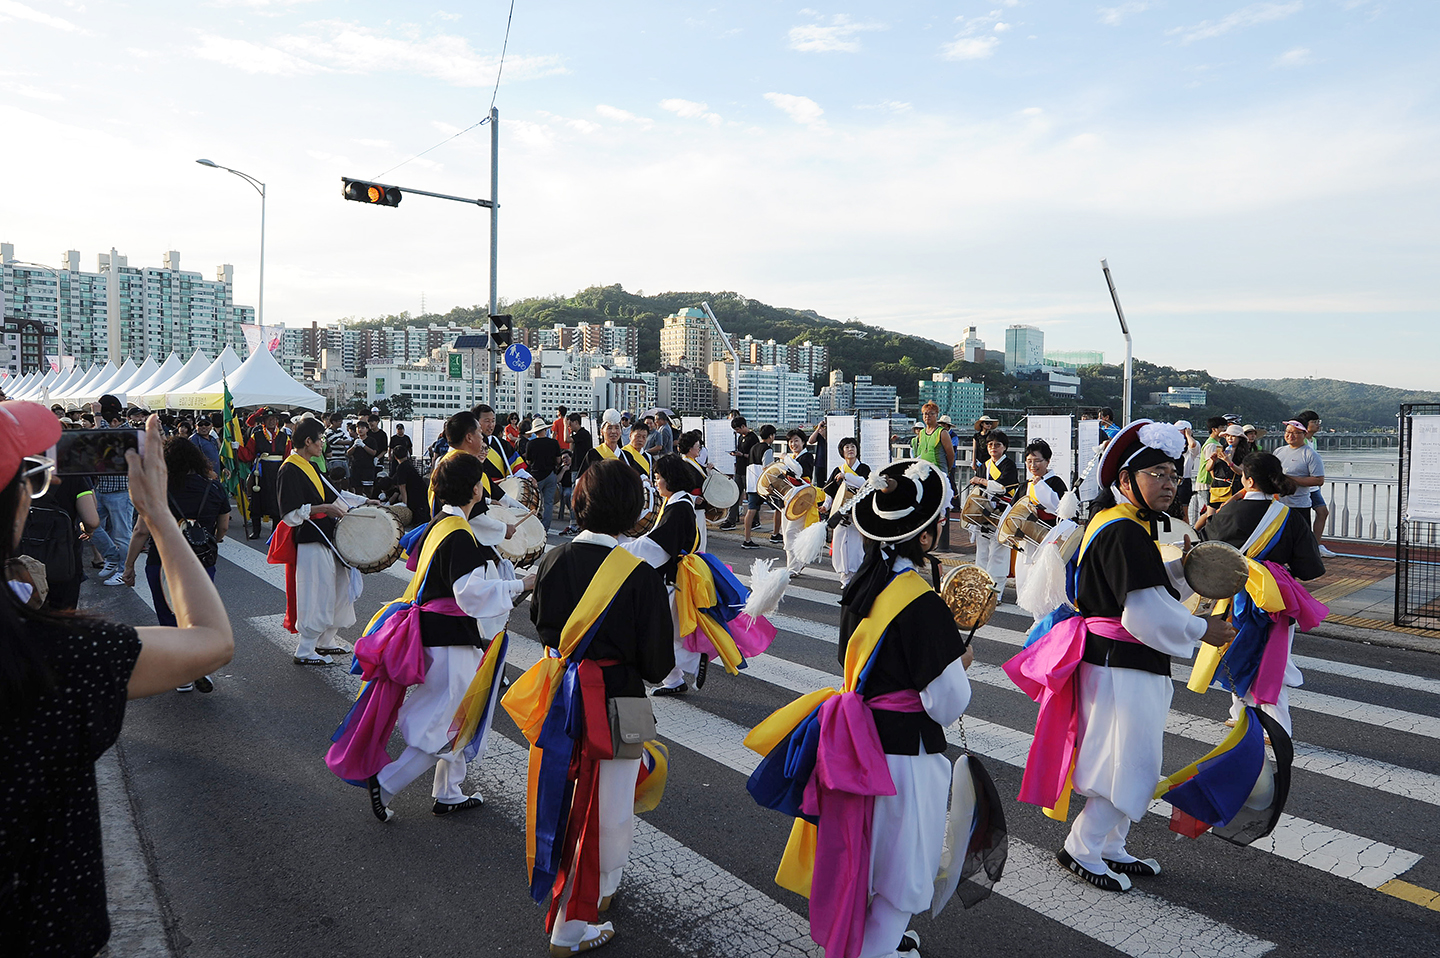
(826, 415), (857, 474)
(860, 418), (891, 468)
(705, 419), (736, 475)
(1027, 415), (1074, 483)
(1406, 416), (1440, 521)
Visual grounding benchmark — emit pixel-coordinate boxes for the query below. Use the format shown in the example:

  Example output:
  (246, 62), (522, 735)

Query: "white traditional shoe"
(549, 922), (615, 956)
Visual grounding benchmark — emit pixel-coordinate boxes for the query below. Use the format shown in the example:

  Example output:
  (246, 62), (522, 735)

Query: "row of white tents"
(1, 344), (326, 413)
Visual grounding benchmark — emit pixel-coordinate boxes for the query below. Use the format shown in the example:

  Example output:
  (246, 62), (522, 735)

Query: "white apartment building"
(366, 362), (471, 416)
(709, 362), (815, 426)
(734, 336), (829, 380)
(660, 307), (714, 367)
(0, 244), (251, 370)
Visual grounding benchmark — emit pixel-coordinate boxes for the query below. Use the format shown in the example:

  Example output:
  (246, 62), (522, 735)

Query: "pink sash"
(1252, 562), (1328, 704)
(1002, 615), (1138, 810)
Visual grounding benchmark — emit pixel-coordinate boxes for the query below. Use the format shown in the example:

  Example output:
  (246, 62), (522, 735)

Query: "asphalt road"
(91, 525), (1440, 958)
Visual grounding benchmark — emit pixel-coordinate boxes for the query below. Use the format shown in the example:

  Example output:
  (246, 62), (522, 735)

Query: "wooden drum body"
(334, 505), (404, 573)
(486, 503), (548, 568)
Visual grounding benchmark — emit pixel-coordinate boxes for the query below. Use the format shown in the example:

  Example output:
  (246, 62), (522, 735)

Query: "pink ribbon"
(1003, 615), (1137, 810)
(1252, 562), (1328, 705)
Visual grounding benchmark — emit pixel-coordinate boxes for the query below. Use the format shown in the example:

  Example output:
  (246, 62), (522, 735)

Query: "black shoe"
(897, 931), (921, 953)
(315, 645), (352, 657)
(769, 533), (783, 543)
(718, 522), (737, 530)
(367, 775), (395, 823)
(740, 540), (759, 550)
(1104, 857), (1161, 877)
(652, 683), (688, 696)
(695, 654), (709, 690)
(432, 794), (484, 815)
(192, 674), (215, 694)
(247, 532), (260, 540)
(1057, 849), (1130, 892)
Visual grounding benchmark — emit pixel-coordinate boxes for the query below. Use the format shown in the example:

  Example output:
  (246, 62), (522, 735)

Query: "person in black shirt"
(967, 429), (1019, 602)
(390, 448), (430, 526)
(522, 418), (563, 531)
(1012, 439), (1071, 624)
(388, 423), (413, 465)
(247, 410), (289, 540)
(120, 438), (231, 692)
(17, 472), (101, 611)
(362, 453), (531, 822)
(724, 417), (758, 529)
(559, 412), (591, 535)
(740, 423), (774, 548)
(779, 429), (817, 575)
(347, 420), (379, 496)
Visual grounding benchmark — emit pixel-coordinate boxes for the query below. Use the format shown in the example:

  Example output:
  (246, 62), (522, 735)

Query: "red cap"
(0, 401), (64, 490)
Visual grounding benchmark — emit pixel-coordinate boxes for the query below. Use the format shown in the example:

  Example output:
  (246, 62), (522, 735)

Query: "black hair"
(164, 435), (211, 487)
(1296, 410), (1319, 425)
(1238, 451), (1298, 497)
(0, 475), (63, 719)
(838, 436), (859, 454)
(566, 412), (581, 423)
(471, 403), (494, 418)
(628, 419), (650, 436)
(557, 405), (568, 417)
(654, 453), (697, 494)
(446, 411), (480, 447)
(731, 417), (747, 429)
(1207, 416), (1227, 431)
(1229, 437), (1254, 468)
(986, 430), (1010, 450)
(431, 453), (485, 507)
(676, 431), (701, 455)
(1024, 439), (1052, 461)
(892, 520), (939, 567)
(758, 424), (776, 440)
(1099, 407), (1113, 419)
(292, 418), (326, 449)
(786, 428), (806, 443)
(573, 459), (643, 535)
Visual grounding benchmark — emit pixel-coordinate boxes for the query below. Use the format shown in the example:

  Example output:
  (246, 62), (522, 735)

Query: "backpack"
(19, 504), (79, 584)
(172, 483), (220, 568)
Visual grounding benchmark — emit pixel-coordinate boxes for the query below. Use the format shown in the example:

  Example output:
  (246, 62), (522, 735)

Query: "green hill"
(1235, 378), (1436, 431)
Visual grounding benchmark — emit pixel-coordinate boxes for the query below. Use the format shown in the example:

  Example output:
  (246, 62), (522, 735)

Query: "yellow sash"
(761, 570), (931, 898)
(282, 452), (325, 499)
(1077, 502), (1150, 562)
(360, 514), (472, 635)
(596, 442), (619, 460)
(624, 444), (652, 477)
(987, 458), (1002, 481)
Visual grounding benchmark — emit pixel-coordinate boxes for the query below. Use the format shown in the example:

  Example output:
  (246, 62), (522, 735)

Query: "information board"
(860, 418), (891, 469)
(826, 415), (857, 473)
(681, 416), (704, 438)
(1027, 415), (1074, 484)
(1406, 416), (1440, 521)
(705, 419), (736, 475)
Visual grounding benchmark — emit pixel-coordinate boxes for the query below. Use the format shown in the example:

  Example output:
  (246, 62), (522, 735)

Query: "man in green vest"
(912, 401), (956, 547)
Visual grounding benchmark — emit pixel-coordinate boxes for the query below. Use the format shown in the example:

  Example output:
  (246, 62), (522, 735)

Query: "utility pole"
(1100, 259), (1133, 426)
(489, 106), (499, 407)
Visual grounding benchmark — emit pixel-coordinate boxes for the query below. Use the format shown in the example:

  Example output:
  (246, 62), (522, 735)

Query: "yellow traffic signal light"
(341, 177), (402, 207)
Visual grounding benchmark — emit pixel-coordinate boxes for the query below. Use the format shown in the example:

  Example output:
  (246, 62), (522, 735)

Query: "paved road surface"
(91, 528), (1440, 957)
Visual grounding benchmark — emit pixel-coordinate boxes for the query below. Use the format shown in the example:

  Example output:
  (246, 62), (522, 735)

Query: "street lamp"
(197, 158), (266, 329)
(1100, 258), (1133, 427)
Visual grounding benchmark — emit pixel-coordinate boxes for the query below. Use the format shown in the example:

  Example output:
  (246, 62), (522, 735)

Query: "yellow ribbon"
(674, 554), (747, 675)
(359, 514), (472, 635)
(282, 452), (325, 498)
(447, 629), (508, 754)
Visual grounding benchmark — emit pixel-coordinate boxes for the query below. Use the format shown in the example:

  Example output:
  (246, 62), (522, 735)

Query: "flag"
(222, 379), (252, 524)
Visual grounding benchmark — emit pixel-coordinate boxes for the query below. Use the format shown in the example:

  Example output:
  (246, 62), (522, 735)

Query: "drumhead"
(783, 484), (817, 521)
(702, 471), (739, 509)
(1184, 540), (1250, 600)
(334, 505), (404, 572)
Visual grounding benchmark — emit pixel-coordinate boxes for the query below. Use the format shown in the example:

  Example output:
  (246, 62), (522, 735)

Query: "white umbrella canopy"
(138, 349), (211, 407)
(162, 346), (244, 405)
(126, 353), (181, 400)
(170, 344), (325, 411)
(111, 356), (158, 399)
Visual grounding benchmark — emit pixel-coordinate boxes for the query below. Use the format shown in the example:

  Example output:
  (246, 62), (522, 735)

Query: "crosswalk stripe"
(739, 655), (1426, 891)
(1289, 654), (1440, 697)
(241, 613), (826, 958)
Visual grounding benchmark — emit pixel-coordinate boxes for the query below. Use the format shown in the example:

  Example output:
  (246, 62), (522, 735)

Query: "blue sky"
(2, 1), (1436, 388)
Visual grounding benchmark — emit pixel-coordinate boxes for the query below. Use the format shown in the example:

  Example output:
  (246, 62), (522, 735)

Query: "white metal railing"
(1324, 478), (1397, 543)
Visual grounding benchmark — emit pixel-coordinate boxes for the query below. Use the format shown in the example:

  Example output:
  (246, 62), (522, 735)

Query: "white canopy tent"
(137, 349), (211, 408)
(56, 362), (114, 402)
(160, 347), (244, 407)
(49, 365), (94, 401)
(74, 358), (137, 404)
(6, 371), (37, 398)
(124, 354), (179, 399)
(169, 345), (325, 412)
(111, 357), (159, 399)
(45, 367), (83, 398)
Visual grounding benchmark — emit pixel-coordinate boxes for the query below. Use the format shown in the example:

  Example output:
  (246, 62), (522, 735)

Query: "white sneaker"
(103, 571), (127, 586)
(98, 563), (119, 580)
(1318, 545), (1338, 558)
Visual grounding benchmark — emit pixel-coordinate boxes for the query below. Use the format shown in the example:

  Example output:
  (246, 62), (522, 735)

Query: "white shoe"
(98, 563), (119, 580)
(1318, 545), (1338, 558)
(102, 572), (127, 586)
(550, 922), (615, 956)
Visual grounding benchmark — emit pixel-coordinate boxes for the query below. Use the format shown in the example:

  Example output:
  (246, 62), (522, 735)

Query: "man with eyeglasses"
(1005, 420), (1234, 894)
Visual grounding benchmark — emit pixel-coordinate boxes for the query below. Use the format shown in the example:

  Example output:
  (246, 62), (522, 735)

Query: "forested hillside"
(1237, 378), (1436, 431)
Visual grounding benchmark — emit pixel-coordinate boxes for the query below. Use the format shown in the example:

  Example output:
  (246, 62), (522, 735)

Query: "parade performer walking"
(1003, 420), (1234, 892)
(628, 454), (777, 697)
(618, 419), (654, 482)
(1193, 451), (1327, 736)
(823, 436), (870, 587)
(247, 408), (289, 540)
(473, 403), (531, 492)
(579, 409), (626, 476)
(747, 459), (977, 958)
(269, 418), (370, 665)
(966, 430), (1018, 603)
(502, 460), (674, 956)
(326, 453), (532, 821)
(778, 429), (824, 577)
(1010, 440), (1070, 624)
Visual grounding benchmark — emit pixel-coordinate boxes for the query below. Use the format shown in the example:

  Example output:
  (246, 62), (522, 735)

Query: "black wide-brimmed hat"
(851, 458), (950, 543)
(1099, 418), (1186, 488)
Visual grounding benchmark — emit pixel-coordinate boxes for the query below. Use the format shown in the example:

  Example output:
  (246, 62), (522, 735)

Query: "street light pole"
(197, 158), (266, 331)
(489, 107), (499, 408)
(1100, 258), (1133, 426)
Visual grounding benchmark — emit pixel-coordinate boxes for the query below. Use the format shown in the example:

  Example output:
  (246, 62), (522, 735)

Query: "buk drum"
(997, 498), (1083, 564)
(701, 470), (739, 510)
(383, 502), (413, 528)
(498, 474), (541, 513)
(758, 463), (797, 512)
(958, 489), (1005, 533)
(486, 503), (548, 568)
(333, 505), (404, 573)
(625, 483), (661, 538)
(782, 483), (817, 522)
(940, 564), (999, 632)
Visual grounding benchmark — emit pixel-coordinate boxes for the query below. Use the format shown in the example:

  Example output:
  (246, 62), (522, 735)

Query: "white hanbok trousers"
(972, 531), (1011, 596)
(549, 756), (642, 946)
(659, 587), (701, 690)
(831, 522), (864, 587)
(376, 645), (487, 804)
(782, 514), (808, 575)
(294, 541), (359, 658)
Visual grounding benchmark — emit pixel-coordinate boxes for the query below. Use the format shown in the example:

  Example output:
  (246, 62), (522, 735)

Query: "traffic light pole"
(489, 106), (499, 408)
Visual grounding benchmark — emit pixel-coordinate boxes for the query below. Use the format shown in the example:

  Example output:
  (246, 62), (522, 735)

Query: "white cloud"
(659, 98), (722, 126)
(764, 92), (826, 127)
(596, 104), (654, 127)
(1097, 2), (1153, 26)
(943, 36), (1001, 60)
(787, 13), (886, 53)
(0, 80), (64, 101)
(1274, 47), (1314, 67)
(193, 34), (328, 76)
(0, 0), (83, 32)
(207, 0), (324, 6)
(566, 119), (600, 134)
(857, 100), (913, 113)
(1170, 2), (1304, 45)
(994, 22), (1012, 33)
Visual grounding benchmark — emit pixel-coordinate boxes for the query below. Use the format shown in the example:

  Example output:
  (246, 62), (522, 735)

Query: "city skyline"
(1, 2), (1436, 389)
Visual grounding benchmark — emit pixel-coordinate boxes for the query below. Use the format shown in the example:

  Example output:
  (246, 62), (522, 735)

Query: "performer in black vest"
(248, 408), (289, 539)
(1011, 439), (1070, 622)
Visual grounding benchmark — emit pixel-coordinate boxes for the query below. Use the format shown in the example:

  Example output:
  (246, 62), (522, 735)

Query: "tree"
(375, 395), (414, 420)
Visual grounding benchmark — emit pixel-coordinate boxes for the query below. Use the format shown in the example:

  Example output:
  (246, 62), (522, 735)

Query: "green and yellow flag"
(222, 379), (251, 523)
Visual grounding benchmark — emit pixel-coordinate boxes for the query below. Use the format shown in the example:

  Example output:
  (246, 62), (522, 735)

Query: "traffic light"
(490, 314), (513, 349)
(341, 177), (402, 207)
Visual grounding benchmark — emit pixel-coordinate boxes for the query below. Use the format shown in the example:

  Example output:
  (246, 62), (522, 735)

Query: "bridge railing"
(1323, 477), (1398, 543)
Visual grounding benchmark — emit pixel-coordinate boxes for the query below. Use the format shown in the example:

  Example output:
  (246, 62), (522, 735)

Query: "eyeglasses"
(21, 455), (55, 499)
(1136, 469), (1179, 486)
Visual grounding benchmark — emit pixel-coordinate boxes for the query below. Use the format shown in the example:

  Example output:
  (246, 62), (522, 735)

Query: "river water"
(1315, 447), (1400, 480)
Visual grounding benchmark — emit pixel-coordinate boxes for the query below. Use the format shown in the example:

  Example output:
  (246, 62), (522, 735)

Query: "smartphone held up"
(52, 429), (145, 476)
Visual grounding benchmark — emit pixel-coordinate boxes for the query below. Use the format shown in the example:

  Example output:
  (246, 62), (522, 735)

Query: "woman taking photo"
(1, 403), (233, 957)
(121, 437), (231, 692)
